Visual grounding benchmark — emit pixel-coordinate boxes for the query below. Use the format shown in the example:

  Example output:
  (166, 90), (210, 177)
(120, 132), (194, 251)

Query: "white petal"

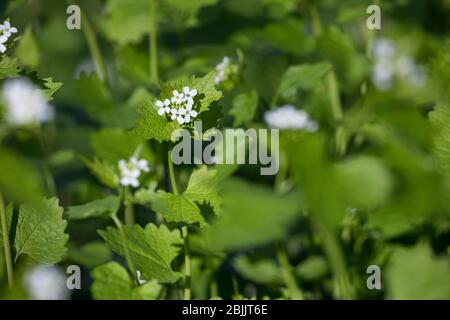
(157, 108), (165, 115)
(190, 89), (198, 97)
(171, 114), (177, 120)
(164, 99), (171, 106)
(156, 100), (164, 107)
(10, 27), (17, 33)
(189, 110), (198, 118)
(165, 107), (170, 113)
(177, 116), (185, 124)
(178, 108), (186, 115)
(171, 108), (178, 115)
(183, 86), (190, 94)
(184, 114), (191, 123)
(0, 44), (6, 53)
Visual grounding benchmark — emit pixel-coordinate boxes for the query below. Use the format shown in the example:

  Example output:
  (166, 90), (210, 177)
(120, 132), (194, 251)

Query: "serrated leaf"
(131, 101), (181, 142)
(81, 156), (119, 189)
(0, 198), (68, 264)
(277, 63), (331, 98)
(0, 56), (21, 79)
(230, 90), (258, 126)
(183, 166), (222, 216)
(42, 77), (63, 101)
(149, 190), (207, 227)
(91, 262), (162, 300)
(67, 196), (120, 220)
(99, 224), (183, 283)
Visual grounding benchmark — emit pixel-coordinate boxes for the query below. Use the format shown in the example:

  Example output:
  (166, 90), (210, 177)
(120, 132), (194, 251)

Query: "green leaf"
(149, 191), (207, 227)
(201, 178), (300, 251)
(91, 262), (162, 300)
(42, 77), (63, 101)
(0, 56), (21, 79)
(91, 128), (153, 165)
(81, 156), (119, 189)
(15, 26), (40, 69)
(0, 148), (43, 203)
(131, 101), (181, 143)
(102, 0), (150, 45)
(386, 243), (450, 299)
(99, 224), (183, 283)
(67, 196), (120, 220)
(230, 90), (258, 126)
(234, 256), (282, 285)
(67, 241), (112, 268)
(316, 27), (368, 89)
(183, 166), (223, 216)
(335, 156), (393, 209)
(277, 63), (331, 98)
(0, 198), (68, 264)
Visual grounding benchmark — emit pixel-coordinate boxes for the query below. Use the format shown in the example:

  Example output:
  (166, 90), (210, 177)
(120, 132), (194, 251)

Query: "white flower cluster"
(118, 156), (150, 188)
(156, 87), (199, 125)
(23, 265), (70, 300)
(2, 78), (54, 126)
(264, 105), (319, 131)
(0, 20), (18, 53)
(214, 56), (231, 84)
(372, 38), (426, 91)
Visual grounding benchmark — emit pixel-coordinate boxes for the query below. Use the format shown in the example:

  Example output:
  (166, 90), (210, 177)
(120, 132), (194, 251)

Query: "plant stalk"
(0, 191), (14, 288)
(149, 0), (159, 84)
(124, 187), (135, 227)
(112, 215), (137, 285)
(81, 12), (107, 82)
(276, 243), (304, 300)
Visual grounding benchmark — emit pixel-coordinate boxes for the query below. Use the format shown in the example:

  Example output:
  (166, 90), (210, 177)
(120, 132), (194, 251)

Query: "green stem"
(149, 0), (159, 84)
(37, 127), (56, 196)
(112, 215), (137, 284)
(124, 188), (135, 227)
(168, 148), (191, 299)
(0, 192), (14, 288)
(276, 243), (304, 300)
(309, 5), (346, 155)
(315, 222), (354, 299)
(81, 12), (107, 82)
(167, 150), (179, 195)
(182, 226), (191, 300)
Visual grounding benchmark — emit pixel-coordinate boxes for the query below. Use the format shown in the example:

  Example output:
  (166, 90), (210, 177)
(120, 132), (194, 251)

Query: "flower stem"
(276, 243), (304, 300)
(149, 0), (159, 84)
(0, 191), (14, 288)
(112, 215), (137, 285)
(181, 226), (191, 300)
(167, 148), (191, 299)
(124, 187), (135, 227)
(81, 12), (107, 82)
(309, 5), (346, 155)
(167, 149), (179, 195)
(37, 127), (56, 196)
(314, 222), (355, 299)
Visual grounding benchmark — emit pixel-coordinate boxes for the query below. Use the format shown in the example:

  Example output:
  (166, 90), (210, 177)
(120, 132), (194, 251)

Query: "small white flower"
(214, 57), (231, 85)
(23, 265), (70, 300)
(2, 78), (54, 126)
(264, 105), (319, 131)
(172, 90), (185, 104)
(130, 156), (150, 173)
(371, 60), (395, 91)
(373, 39), (395, 61)
(0, 35), (8, 53)
(118, 156), (150, 188)
(0, 21), (18, 38)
